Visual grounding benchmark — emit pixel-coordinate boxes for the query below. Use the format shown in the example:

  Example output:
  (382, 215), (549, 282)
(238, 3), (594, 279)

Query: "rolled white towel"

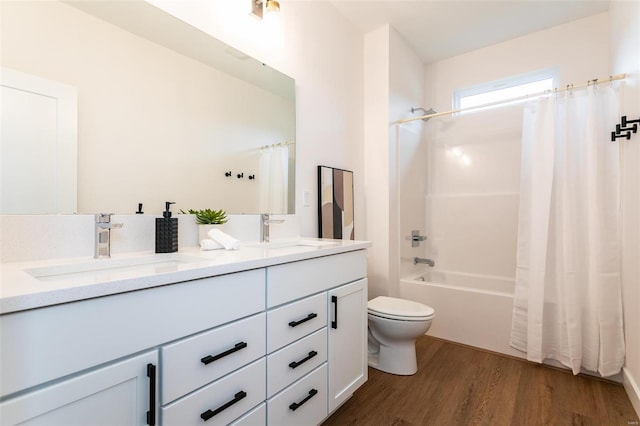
(208, 228), (240, 250)
(200, 239), (223, 251)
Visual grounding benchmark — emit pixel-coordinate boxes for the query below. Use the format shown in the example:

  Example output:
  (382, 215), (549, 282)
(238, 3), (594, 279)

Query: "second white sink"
(247, 239), (340, 249)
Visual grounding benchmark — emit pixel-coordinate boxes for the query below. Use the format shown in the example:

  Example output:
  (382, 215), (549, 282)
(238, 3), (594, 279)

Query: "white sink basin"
(247, 240), (340, 249)
(25, 253), (204, 281)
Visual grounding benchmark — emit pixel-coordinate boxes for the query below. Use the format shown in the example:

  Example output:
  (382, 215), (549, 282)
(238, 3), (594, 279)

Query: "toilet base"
(367, 339), (418, 375)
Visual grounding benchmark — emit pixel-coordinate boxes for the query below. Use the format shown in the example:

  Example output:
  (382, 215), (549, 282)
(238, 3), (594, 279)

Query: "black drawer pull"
(146, 363), (156, 426)
(289, 389), (318, 412)
(200, 391), (247, 421)
(289, 313), (318, 328)
(201, 342), (247, 365)
(289, 351), (318, 369)
(331, 295), (338, 329)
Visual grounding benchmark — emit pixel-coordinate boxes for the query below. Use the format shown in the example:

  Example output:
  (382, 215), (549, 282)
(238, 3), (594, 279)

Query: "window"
(453, 68), (557, 114)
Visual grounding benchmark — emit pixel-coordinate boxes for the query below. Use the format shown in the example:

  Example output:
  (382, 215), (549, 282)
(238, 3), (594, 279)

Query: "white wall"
(363, 25), (391, 298)
(610, 0), (640, 416)
(363, 26), (426, 299)
(425, 13), (610, 112)
(145, 0), (365, 239)
(1, 1), (294, 216)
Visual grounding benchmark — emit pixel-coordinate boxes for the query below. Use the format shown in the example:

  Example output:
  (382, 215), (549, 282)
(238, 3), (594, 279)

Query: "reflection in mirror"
(1, 68), (78, 214)
(0, 0), (295, 215)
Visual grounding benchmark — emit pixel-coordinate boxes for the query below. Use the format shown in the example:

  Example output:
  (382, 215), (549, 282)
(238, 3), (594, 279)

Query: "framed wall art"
(317, 165), (354, 239)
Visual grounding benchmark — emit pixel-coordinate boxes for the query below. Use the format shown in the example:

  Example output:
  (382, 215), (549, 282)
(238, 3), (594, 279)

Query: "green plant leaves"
(180, 208), (228, 225)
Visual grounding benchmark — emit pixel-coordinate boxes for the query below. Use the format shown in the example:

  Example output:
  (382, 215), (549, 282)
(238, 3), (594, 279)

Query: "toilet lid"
(368, 296), (434, 319)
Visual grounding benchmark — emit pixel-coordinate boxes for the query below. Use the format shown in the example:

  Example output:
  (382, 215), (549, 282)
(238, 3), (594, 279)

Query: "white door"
(0, 67), (77, 214)
(0, 350), (158, 426)
(327, 278), (368, 413)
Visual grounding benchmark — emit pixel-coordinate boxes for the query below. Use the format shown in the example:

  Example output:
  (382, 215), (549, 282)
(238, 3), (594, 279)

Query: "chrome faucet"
(260, 213), (285, 243)
(95, 213), (123, 259)
(414, 257), (435, 267)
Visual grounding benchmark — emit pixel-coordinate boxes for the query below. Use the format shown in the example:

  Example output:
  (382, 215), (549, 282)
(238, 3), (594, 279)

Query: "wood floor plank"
(323, 336), (639, 426)
(468, 356), (522, 425)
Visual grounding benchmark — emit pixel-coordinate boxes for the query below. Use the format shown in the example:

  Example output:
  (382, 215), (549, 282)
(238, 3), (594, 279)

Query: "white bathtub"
(399, 270), (526, 359)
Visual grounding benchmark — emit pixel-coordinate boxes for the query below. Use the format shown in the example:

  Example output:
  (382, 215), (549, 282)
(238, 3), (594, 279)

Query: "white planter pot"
(198, 224), (221, 242)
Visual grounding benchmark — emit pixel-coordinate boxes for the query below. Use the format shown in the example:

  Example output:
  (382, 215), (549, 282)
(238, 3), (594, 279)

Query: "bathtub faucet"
(414, 257), (435, 267)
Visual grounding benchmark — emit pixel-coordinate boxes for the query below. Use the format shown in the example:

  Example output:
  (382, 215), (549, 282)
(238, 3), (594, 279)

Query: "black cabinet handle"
(201, 342), (247, 365)
(289, 389), (318, 411)
(200, 391), (247, 421)
(289, 313), (318, 328)
(146, 363), (156, 426)
(288, 351), (318, 369)
(331, 295), (338, 329)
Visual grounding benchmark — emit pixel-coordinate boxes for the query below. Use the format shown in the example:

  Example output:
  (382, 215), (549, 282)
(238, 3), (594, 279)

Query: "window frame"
(453, 67), (558, 114)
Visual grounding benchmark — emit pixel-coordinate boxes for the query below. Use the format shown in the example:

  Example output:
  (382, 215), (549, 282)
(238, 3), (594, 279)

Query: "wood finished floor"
(323, 336), (639, 426)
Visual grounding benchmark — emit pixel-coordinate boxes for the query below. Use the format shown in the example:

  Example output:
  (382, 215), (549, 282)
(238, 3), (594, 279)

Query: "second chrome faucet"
(260, 213), (284, 243)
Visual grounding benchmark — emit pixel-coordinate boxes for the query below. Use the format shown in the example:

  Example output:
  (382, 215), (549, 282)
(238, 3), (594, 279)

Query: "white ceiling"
(328, 0), (609, 64)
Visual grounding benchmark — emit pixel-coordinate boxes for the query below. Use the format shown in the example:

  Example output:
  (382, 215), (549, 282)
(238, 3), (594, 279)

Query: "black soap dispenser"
(156, 201), (178, 253)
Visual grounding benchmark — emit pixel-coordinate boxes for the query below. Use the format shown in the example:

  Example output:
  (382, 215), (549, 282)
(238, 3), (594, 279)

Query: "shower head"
(410, 107), (437, 121)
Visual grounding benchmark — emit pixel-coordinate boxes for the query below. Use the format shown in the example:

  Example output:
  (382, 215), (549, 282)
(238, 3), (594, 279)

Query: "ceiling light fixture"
(266, 0), (280, 13)
(250, 0), (280, 20)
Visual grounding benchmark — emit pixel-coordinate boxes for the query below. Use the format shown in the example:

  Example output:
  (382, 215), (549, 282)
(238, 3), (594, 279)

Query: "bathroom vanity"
(0, 241), (370, 425)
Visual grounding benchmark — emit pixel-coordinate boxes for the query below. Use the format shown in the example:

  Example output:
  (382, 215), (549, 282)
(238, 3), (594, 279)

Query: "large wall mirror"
(0, 0), (295, 215)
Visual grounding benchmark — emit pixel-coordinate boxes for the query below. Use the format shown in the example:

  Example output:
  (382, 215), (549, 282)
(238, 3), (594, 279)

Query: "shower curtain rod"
(395, 73), (626, 125)
(257, 140), (294, 150)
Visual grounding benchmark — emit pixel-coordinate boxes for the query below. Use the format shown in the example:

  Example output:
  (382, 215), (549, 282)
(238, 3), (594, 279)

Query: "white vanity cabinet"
(0, 245), (370, 426)
(266, 249), (368, 423)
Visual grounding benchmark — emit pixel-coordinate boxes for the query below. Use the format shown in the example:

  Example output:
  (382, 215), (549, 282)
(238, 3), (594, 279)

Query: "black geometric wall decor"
(611, 115), (639, 141)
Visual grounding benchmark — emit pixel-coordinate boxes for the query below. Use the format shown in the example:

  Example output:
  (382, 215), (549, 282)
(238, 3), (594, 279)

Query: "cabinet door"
(0, 351), (158, 426)
(327, 278), (368, 413)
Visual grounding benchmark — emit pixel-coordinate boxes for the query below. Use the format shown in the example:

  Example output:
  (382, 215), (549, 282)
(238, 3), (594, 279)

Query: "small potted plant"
(181, 209), (228, 241)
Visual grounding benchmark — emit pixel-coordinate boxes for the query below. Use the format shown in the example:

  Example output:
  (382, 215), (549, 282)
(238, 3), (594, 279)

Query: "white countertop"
(0, 239), (371, 314)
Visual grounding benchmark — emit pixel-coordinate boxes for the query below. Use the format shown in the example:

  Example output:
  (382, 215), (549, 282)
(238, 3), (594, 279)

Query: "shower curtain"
(510, 84), (625, 376)
(258, 145), (289, 214)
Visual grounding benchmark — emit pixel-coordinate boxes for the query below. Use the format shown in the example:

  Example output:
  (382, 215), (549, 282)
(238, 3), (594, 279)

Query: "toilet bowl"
(367, 296), (435, 375)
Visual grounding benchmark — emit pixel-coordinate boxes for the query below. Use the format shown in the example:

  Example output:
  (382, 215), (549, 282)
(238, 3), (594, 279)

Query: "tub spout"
(414, 257), (435, 267)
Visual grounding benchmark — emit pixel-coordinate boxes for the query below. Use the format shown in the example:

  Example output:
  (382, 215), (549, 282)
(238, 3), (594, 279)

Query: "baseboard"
(623, 367), (640, 419)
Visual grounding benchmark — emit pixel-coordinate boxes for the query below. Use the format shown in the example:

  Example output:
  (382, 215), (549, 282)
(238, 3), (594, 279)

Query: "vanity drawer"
(267, 328), (327, 397)
(162, 313), (266, 404)
(229, 402), (266, 426)
(162, 358), (266, 426)
(267, 250), (367, 307)
(267, 363), (328, 426)
(267, 293), (327, 353)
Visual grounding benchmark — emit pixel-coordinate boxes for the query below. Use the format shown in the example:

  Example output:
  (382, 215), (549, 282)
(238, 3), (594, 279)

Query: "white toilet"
(367, 296), (435, 375)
